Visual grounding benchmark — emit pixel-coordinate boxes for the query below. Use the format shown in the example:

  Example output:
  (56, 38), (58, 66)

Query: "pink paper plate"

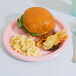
(2, 17), (71, 61)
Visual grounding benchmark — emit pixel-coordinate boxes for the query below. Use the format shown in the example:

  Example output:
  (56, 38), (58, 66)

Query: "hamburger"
(17, 7), (55, 36)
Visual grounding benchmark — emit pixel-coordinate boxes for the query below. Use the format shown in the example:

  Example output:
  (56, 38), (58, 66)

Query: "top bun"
(23, 7), (55, 33)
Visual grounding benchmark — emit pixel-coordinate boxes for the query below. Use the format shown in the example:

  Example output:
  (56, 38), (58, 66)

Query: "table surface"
(0, 0), (76, 76)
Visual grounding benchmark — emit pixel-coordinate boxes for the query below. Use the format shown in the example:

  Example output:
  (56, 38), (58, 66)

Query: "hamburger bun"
(23, 7), (55, 33)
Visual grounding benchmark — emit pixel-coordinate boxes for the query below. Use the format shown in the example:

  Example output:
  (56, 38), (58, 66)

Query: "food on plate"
(10, 35), (41, 56)
(14, 7), (69, 54)
(36, 29), (68, 50)
(17, 7), (55, 36)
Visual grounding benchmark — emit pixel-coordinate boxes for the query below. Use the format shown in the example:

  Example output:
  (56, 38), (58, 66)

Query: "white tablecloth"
(0, 0), (76, 76)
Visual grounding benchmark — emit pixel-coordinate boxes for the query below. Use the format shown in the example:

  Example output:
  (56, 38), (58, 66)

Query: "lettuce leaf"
(17, 15), (38, 36)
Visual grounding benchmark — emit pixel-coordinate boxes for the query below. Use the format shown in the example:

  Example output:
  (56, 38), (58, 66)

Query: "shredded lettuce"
(17, 15), (38, 36)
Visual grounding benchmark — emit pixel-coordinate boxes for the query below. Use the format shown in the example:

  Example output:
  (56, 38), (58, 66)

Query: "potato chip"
(43, 33), (60, 50)
(36, 29), (68, 50)
(58, 28), (68, 40)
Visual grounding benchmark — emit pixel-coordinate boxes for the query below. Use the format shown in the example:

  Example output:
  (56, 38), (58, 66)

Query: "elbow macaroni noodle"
(10, 35), (41, 56)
